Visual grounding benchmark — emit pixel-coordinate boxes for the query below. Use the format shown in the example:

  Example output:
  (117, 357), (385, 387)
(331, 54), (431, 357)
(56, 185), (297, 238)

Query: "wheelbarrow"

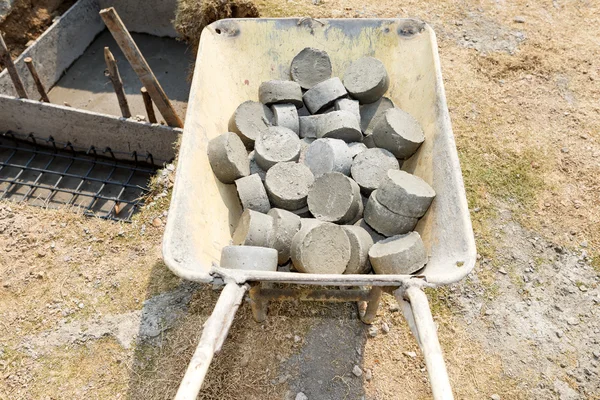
(162, 17), (476, 400)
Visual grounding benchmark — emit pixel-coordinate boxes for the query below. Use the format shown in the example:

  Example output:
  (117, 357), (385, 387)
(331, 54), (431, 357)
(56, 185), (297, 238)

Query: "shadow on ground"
(126, 263), (370, 400)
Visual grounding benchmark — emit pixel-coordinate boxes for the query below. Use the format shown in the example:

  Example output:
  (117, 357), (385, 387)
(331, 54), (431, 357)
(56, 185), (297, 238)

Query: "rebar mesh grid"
(0, 132), (159, 222)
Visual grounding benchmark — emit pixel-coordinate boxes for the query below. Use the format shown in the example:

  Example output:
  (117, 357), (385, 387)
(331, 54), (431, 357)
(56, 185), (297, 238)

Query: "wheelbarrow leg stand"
(248, 282), (269, 322)
(396, 286), (454, 400)
(174, 282), (248, 400)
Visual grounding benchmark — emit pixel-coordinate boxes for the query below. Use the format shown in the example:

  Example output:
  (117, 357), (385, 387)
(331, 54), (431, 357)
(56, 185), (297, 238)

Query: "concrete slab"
(48, 30), (191, 121)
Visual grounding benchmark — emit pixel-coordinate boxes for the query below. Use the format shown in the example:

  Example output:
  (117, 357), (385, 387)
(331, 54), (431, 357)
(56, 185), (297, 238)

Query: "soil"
(0, 0), (76, 59)
(1, 0), (600, 399)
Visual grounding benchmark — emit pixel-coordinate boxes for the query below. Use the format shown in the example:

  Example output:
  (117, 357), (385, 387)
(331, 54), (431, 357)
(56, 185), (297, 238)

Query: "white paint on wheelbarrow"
(162, 18), (476, 286)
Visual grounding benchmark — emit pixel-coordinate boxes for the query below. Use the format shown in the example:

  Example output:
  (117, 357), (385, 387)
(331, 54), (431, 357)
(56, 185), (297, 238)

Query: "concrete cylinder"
(304, 138), (352, 177)
(290, 47), (333, 89)
(363, 190), (418, 237)
(368, 232), (427, 275)
(254, 126), (301, 170)
(343, 57), (389, 104)
(307, 172), (362, 224)
(317, 110), (362, 143)
(351, 148), (400, 194)
(342, 225), (373, 274)
(220, 246), (278, 272)
(264, 162), (315, 211)
(290, 222), (351, 274)
(268, 208), (301, 264)
(360, 96), (394, 135)
(302, 77), (347, 114)
(229, 100), (274, 148)
(272, 103), (300, 134)
(372, 108), (425, 159)
(259, 80), (304, 108)
(232, 209), (274, 247)
(235, 173), (271, 213)
(376, 170), (436, 218)
(207, 132), (250, 184)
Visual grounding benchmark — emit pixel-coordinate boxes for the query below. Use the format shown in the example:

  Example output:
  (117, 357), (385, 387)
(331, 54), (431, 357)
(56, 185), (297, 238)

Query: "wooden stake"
(0, 32), (28, 98)
(140, 87), (157, 123)
(24, 57), (50, 102)
(99, 8), (183, 128)
(103, 47), (131, 118)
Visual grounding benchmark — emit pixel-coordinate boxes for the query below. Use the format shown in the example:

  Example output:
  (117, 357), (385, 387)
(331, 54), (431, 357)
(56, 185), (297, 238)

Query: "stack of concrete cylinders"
(206, 47), (436, 276)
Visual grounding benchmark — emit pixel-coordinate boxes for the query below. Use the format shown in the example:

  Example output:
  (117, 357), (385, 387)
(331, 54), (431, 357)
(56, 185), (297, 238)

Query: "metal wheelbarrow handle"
(396, 286), (454, 400)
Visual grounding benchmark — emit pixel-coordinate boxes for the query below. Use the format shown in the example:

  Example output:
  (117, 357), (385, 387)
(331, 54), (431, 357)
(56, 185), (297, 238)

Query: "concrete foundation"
(0, 0), (184, 163)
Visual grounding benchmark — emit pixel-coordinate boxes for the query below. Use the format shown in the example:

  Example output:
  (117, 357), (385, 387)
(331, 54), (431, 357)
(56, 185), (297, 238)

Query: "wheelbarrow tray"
(163, 17), (476, 287)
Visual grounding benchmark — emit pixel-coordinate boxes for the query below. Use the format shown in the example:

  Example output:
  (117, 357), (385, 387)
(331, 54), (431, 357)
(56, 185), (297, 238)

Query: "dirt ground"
(1, 0), (600, 399)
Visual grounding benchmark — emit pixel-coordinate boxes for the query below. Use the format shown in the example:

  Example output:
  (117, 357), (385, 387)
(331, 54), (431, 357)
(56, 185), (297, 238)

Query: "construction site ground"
(1, 0), (599, 399)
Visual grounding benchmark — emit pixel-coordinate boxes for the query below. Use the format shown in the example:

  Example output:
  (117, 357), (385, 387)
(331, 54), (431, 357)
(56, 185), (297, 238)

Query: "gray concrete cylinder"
(272, 103), (300, 134)
(343, 57), (389, 104)
(307, 172), (362, 224)
(220, 246), (278, 272)
(290, 222), (351, 274)
(232, 209), (274, 247)
(207, 132), (250, 184)
(229, 100), (274, 148)
(304, 138), (352, 177)
(259, 80), (304, 108)
(342, 225), (374, 274)
(368, 232), (427, 275)
(299, 115), (321, 139)
(360, 96), (394, 135)
(372, 108), (425, 159)
(268, 208), (301, 264)
(254, 126), (301, 170)
(376, 170), (436, 218)
(264, 162), (315, 211)
(317, 110), (362, 143)
(363, 190), (418, 237)
(235, 173), (271, 213)
(302, 77), (347, 114)
(351, 148), (400, 194)
(290, 47), (333, 89)
(335, 98), (360, 125)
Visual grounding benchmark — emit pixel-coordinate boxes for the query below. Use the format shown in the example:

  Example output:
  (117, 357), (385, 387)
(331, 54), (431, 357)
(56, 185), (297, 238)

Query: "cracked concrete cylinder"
(304, 138), (352, 177)
(317, 110), (363, 143)
(259, 80), (304, 108)
(342, 225), (374, 274)
(364, 190), (418, 237)
(299, 115), (321, 139)
(229, 100), (274, 149)
(302, 77), (347, 114)
(290, 47), (333, 89)
(220, 245), (278, 272)
(268, 208), (301, 264)
(372, 108), (425, 159)
(335, 98), (360, 124)
(351, 148), (400, 194)
(235, 173), (271, 213)
(254, 126), (301, 170)
(360, 96), (394, 135)
(307, 172), (362, 224)
(265, 162), (315, 211)
(343, 57), (389, 104)
(376, 170), (436, 218)
(207, 132), (250, 184)
(291, 222), (351, 274)
(232, 209), (274, 247)
(368, 232), (427, 275)
(272, 104), (300, 134)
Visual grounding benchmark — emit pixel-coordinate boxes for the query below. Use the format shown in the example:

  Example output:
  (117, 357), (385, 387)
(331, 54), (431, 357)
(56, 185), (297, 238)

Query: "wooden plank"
(24, 57), (50, 102)
(140, 87), (157, 123)
(99, 7), (183, 128)
(103, 47), (131, 118)
(0, 33), (28, 98)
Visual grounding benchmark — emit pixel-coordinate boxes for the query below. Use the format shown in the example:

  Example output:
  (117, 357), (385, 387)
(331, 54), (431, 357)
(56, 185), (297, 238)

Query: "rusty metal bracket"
(247, 284), (394, 324)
